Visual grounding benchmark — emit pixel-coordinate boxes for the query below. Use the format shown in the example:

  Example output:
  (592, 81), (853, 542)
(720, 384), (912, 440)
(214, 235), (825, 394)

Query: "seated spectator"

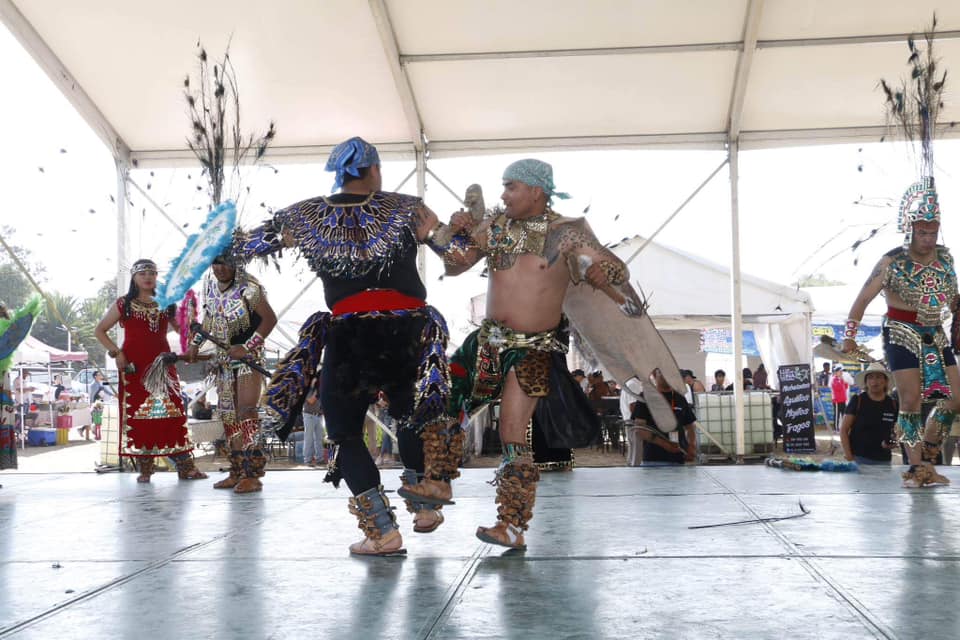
(191, 395), (214, 420)
(753, 363), (770, 390)
(681, 369), (705, 407)
(710, 369), (727, 392)
(631, 369), (698, 465)
(571, 369), (587, 393)
(587, 371), (613, 403)
(742, 367), (754, 391)
(840, 363), (897, 465)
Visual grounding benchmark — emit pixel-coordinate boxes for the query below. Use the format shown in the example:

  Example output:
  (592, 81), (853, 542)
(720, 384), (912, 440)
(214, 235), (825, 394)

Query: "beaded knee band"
(897, 411), (923, 447)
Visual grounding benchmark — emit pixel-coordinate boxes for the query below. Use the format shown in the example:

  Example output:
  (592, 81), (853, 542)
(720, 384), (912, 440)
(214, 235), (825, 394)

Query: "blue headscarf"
(502, 159), (571, 204)
(325, 137), (380, 191)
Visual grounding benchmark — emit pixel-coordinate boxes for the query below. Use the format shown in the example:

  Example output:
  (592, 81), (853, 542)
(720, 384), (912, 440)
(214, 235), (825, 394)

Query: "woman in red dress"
(95, 259), (207, 482)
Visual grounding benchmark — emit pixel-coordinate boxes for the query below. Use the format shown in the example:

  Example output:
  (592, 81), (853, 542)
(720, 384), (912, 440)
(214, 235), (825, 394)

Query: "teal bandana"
(502, 159), (571, 203)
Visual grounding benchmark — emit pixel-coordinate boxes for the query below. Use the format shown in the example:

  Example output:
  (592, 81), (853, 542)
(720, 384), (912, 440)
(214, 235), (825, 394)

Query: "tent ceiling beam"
(727, 0), (764, 142)
(0, 0), (131, 164)
(401, 30), (960, 64)
(124, 124), (960, 168)
(368, 0), (426, 151)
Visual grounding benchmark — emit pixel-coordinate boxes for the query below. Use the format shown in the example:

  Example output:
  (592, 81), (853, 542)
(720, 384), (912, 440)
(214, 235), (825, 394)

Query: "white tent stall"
(12, 335), (88, 438)
(609, 235), (813, 383)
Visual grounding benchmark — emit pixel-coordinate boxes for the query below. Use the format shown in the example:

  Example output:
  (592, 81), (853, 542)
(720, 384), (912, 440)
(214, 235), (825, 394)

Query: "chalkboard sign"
(777, 364), (816, 453)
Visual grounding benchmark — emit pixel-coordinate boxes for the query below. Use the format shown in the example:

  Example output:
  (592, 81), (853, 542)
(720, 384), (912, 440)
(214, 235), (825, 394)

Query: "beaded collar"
(486, 209), (560, 271)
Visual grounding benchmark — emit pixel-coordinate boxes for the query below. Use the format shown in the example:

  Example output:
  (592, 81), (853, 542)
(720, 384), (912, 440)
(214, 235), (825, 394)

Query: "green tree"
(31, 293), (81, 351)
(74, 280), (118, 363)
(792, 273), (846, 288)
(0, 225), (45, 308)
(0, 263), (32, 308)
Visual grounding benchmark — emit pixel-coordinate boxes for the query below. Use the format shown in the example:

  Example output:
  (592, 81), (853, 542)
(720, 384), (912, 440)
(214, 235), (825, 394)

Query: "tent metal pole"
(393, 168), (416, 192)
(115, 160), (129, 354)
(726, 0), (761, 462)
(426, 167), (466, 207)
(416, 146), (427, 280)
(624, 158), (728, 265)
(126, 178), (189, 238)
(729, 141), (746, 460)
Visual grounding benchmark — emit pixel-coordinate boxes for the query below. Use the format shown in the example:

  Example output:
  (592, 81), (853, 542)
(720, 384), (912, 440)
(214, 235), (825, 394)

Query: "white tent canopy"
(3, 0), (960, 162)
(5, 0), (957, 457)
(609, 235), (812, 329)
(13, 335), (88, 365)
(610, 235), (814, 386)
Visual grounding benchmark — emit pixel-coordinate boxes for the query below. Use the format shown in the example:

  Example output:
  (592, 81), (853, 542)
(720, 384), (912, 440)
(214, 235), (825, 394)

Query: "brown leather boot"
(136, 457), (155, 483)
(400, 468), (444, 533)
(234, 451), (265, 494)
(921, 462), (950, 486)
(397, 422), (464, 506)
(213, 452), (243, 489)
(348, 485), (406, 556)
(476, 445), (539, 550)
(173, 452), (208, 480)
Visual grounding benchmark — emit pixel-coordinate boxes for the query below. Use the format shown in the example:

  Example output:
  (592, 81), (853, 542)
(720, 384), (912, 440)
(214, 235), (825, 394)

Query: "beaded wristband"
(843, 318), (860, 340)
(244, 334), (265, 352)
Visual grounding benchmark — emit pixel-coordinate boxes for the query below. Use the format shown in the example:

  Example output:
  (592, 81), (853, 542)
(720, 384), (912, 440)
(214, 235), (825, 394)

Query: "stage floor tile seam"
(705, 469), (898, 640)
(0, 497), (310, 639)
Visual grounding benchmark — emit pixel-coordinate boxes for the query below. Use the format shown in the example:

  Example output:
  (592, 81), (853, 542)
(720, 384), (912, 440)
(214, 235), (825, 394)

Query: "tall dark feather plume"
(183, 42), (276, 209)
(879, 14), (946, 178)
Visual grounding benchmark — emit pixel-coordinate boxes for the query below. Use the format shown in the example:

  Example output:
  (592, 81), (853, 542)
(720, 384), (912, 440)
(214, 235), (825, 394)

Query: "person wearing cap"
(186, 253), (277, 494)
(94, 259), (207, 483)
(231, 137), (461, 556)
(840, 363), (898, 464)
(680, 370), (705, 410)
(417, 158), (629, 549)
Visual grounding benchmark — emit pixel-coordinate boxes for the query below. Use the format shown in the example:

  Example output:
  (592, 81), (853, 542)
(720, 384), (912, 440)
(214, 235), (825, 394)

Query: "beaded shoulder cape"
(239, 190), (422, 280)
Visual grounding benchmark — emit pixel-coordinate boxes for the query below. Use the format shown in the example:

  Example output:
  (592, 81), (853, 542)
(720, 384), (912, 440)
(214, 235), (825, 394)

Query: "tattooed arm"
(842, 255), (890, 352)
(545, 218), (628, 288)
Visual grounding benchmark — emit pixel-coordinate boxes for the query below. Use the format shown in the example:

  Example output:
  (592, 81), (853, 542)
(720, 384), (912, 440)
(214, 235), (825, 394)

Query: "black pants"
(320, 314), (429, 495)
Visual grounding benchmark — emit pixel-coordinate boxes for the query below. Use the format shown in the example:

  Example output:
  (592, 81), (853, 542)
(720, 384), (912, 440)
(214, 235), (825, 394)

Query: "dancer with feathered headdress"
(842, 16), (957, 488)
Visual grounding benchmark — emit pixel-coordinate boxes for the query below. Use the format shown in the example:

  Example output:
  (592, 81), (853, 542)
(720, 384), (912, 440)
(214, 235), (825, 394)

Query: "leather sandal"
(413, 509), (444, 534)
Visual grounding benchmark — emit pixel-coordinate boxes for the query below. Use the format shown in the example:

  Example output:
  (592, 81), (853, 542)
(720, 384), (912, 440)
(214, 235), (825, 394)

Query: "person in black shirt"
(840, 363), (898, 464)
(630, 369), (698, 464)
(234, 137), (459, 556)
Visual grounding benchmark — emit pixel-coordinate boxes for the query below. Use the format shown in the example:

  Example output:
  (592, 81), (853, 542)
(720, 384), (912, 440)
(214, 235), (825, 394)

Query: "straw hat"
(855, 362), (893, 388)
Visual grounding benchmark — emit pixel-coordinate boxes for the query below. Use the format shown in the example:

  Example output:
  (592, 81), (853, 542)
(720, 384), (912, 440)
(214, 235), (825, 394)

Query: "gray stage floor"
(1, 464), (958, 639)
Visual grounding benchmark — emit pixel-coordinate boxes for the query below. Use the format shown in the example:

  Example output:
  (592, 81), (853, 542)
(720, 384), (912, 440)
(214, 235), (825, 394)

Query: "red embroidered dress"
(117, 298), (192, 458)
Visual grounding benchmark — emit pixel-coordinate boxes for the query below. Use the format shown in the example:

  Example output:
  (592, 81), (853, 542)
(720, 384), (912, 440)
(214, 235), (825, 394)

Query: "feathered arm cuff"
(424, 223), (475, 265)
(231, 208), (292, 263)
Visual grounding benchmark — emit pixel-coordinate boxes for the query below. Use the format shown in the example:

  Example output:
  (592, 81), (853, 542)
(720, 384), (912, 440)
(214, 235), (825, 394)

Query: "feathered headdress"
(155, 43), (276, 310)
(880, 15), (947, 245)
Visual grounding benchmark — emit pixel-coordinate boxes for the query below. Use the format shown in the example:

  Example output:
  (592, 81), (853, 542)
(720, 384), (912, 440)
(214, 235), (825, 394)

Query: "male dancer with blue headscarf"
(232, 137), (462, 555)
(406, 159), (633, 549)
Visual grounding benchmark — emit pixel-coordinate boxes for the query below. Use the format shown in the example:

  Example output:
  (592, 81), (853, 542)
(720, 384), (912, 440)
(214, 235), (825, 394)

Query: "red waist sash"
(886, 307), (918, 324)
(332, 289), (426, 316)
